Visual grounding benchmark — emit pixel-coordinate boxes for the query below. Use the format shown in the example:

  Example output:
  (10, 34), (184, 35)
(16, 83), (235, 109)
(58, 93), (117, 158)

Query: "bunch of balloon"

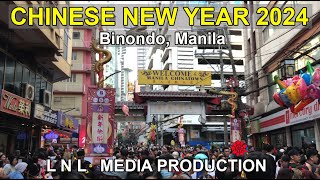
(147, 124), (157, 143)
(273, 61), (320, 114)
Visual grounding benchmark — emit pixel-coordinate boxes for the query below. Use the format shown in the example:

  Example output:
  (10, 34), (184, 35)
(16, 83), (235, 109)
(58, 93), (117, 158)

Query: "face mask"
(160, 169), (173, 179)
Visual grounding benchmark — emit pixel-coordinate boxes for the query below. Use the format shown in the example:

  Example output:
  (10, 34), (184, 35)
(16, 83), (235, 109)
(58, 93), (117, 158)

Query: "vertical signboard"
(86, 88), (115, 157)
(230, 118), (241, 143)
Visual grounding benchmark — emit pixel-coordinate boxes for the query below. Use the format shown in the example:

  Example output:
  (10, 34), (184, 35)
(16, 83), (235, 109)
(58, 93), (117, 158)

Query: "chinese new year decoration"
(274, 61), (320, 114)
(91, 40), (112, 88)
(122, 104), (129, 116)
(231, 140), (247, 157)
(148, 124), (157, 143)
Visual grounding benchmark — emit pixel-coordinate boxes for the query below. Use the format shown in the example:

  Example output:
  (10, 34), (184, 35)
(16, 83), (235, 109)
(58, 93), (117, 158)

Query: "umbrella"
(194, 153), (208, 160)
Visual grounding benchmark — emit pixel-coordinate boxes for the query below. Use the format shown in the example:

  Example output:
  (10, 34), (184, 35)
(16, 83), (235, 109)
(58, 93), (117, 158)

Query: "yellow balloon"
(171, 140), (175, 146)
(284, 84), (302, 104)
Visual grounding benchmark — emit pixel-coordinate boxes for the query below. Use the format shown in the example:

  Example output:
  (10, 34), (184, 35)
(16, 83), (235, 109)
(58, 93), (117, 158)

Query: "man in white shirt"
(265, 144), (276, 160)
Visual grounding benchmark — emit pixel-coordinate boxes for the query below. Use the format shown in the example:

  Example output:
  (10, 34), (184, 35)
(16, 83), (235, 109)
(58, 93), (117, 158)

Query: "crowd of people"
(0, 143), (319, 179)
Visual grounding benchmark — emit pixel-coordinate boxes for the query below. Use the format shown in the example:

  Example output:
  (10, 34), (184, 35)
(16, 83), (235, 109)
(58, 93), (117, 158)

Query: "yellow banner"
(138, 70), (211, 85)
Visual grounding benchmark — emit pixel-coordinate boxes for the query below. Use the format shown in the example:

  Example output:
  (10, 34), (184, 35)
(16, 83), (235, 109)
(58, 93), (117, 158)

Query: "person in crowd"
(265, 144), (276, 160)
(223, 147), (231, 159)
(172, 151), (179, 160)
(8, 162), (28, 179)
(288, 149), (301, 168)
(276, 168), (294, 179)
(304, 148), (319, 174)
(3, 155), (18, 176)
(276, 154), (290, 178)
(72, 149), (94, 178)
(244, 151), (275, 179)
(0, 161), (8, 179)
(0, 154), (6, 168)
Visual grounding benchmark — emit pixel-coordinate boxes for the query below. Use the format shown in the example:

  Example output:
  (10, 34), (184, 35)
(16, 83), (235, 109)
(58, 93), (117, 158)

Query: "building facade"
(243, 1), (320, 149)
(0, 1), (72, 153)
(52, 26), (97, 147)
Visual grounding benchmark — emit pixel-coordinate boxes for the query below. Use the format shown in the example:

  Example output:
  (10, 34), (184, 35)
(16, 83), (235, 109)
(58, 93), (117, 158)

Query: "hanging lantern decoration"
(122, 105), (129, 116)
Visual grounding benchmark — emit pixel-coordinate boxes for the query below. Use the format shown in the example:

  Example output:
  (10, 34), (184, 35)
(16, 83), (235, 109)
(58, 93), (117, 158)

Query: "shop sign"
(44, 131), (59, 140)
(58, 112), (79, 133)
(190, 130), (200, 139)
(0, 90), (31, 119)
(259, 100), (320, 132)
(34, 104), (58, 125)
(138, 70), (212, 85)
(285, 100), (320, 126)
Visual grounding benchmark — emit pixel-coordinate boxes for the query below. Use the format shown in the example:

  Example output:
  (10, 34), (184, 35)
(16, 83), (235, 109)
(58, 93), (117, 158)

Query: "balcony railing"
(71, 63), (92, 71)
(72, 40), (91, 49)
(53, 84), (84, 92)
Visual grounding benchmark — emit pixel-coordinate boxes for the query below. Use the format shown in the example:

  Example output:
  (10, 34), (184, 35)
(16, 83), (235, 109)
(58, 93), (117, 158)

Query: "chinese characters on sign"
(58, 112), (79, 133)
(230, 118), (241, 143)
(0, 90), (31, 119)
(86, 88), (115, 157)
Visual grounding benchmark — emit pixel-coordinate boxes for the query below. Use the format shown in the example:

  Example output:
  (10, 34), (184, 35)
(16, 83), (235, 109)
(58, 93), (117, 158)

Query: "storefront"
(57, 112), (79, 147)
(253, 100), (320, 149)
(33, 103), (59, 148)
(0, 89), (34, 153)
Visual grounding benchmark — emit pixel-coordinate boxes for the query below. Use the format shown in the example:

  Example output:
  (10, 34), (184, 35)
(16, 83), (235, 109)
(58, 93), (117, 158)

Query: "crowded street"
(0, 0), (319, 179)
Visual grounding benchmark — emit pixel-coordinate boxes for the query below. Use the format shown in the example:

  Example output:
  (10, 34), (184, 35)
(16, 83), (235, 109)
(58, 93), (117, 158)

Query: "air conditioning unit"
(21, 83), (35, 101)
(40, 89), (52, 107)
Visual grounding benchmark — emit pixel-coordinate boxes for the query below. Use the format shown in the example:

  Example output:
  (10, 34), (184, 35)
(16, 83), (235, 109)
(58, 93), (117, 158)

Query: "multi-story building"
(145, 1), (245, 146)
(52, 24), (97, 146)
(243, 1), (320, 149)
(137, 47), (149, 70)
(0, 1), (72, 153)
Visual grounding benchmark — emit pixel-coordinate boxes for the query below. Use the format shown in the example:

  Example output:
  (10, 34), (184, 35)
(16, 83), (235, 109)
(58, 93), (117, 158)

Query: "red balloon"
(290, 98), (314, 114)
(273, 92), (285, 106)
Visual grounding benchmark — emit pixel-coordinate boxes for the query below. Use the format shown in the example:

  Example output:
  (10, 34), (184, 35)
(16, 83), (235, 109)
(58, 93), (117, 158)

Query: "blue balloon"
(279, 89), (292, 107)
(301, 73), (312, 86)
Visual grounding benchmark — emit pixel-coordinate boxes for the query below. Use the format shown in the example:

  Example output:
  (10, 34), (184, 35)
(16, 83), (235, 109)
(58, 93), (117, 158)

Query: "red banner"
(85, 88), (115, 157)
(230, 118), (241, 143)
(0, 90), (31, 119)
(79, 119), (86, 148)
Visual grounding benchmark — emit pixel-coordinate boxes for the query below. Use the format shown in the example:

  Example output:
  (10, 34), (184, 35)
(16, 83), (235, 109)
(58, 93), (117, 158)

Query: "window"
(263, 26), (275, 42)
(231, 45), (243, 50)
(29, 71), (36, 88)
(4, 57), (15, 93)
(63, 29), (69, 60)
(0, 53), (4, 90)
(35, 74), (42, 103)
(63, 73), (77, 83)
(41, 78), (47, 90)
(47, 82), (52, 92)
(229, 30), (242, 36)
(22, 67), (30, 84)
(14, 62), (23, 96)
(73, 32), (80, 39)
(252, 31), (257, 55)
(72, 51), (77, 60)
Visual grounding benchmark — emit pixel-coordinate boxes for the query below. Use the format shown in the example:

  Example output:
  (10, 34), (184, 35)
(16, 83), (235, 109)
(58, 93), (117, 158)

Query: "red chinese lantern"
(122, 105), (129, 116)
